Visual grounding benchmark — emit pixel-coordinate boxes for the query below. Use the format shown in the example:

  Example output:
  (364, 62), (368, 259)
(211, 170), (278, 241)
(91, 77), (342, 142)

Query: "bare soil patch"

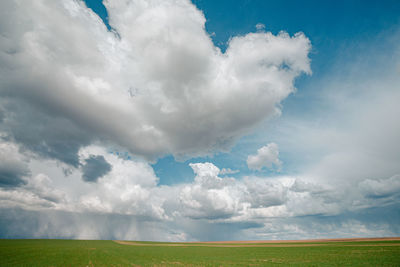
(114, 237), (400, 248)
(193, 237), (400, 244)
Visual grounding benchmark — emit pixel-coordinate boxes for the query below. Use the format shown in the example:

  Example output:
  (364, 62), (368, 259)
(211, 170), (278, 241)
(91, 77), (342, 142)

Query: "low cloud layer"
(0, 152), (399, 240)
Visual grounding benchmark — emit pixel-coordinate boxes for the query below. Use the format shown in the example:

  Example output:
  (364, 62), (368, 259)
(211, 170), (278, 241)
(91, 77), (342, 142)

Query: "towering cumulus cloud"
(0, 0), (344, 241)
(0, 0), (310, 163)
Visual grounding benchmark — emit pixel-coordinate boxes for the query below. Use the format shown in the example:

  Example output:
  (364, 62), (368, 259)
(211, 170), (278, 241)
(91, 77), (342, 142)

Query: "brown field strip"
(114, 237), (400, 248)
(114, 242), (400, 248)
(192, 237), (400, 243)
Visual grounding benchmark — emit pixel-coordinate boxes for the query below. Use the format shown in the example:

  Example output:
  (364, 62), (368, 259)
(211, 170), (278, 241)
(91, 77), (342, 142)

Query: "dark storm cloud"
(0, 208), (172, 241)
(2, 204), (399, 241)
(0, 99), (91, 167)
(82, 155), (112, 182)
(0, 140), (29, 188)
(0, 107), (4, 123)
(0, 169), (27, 188)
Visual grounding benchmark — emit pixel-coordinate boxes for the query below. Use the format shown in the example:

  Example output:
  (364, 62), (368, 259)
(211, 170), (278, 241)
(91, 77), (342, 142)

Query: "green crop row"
(0, 239), (399, 266)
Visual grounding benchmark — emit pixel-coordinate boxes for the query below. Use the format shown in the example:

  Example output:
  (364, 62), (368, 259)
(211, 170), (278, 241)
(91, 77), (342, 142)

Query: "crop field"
(1, 238), (399, 266)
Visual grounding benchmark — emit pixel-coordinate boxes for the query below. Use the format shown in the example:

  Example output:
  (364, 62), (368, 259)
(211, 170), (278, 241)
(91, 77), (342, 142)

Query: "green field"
(1, 239), (399, 266)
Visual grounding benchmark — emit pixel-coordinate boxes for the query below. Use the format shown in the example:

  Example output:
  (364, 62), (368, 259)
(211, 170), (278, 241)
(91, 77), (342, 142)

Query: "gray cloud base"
(82, 155), (112, 182)
(1, 203), (399, 241)
(0, 141), (29, 188)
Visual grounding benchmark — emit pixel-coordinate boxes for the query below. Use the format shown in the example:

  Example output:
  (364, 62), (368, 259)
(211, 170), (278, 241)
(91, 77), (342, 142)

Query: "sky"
(0, 0), (399, 241)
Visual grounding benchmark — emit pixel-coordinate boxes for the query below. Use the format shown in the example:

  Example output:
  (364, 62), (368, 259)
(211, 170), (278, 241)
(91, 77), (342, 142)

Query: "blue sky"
(0, 0), (399, 241)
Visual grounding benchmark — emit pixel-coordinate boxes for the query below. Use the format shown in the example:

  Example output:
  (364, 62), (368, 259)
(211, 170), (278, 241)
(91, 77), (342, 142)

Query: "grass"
(0, 239), (399, 266)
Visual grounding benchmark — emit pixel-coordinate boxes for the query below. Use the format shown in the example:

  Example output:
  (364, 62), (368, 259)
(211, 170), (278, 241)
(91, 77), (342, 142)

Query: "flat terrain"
(1, 238), (399, 266)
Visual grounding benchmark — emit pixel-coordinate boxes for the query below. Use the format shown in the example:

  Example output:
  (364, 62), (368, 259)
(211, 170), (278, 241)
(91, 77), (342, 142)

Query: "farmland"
(1, 238), (399, 266)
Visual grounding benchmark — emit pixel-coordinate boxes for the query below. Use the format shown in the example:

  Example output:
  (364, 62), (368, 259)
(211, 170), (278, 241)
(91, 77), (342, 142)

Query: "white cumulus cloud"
(247, 143), (282, 171)
(0, 0), (311, 164)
